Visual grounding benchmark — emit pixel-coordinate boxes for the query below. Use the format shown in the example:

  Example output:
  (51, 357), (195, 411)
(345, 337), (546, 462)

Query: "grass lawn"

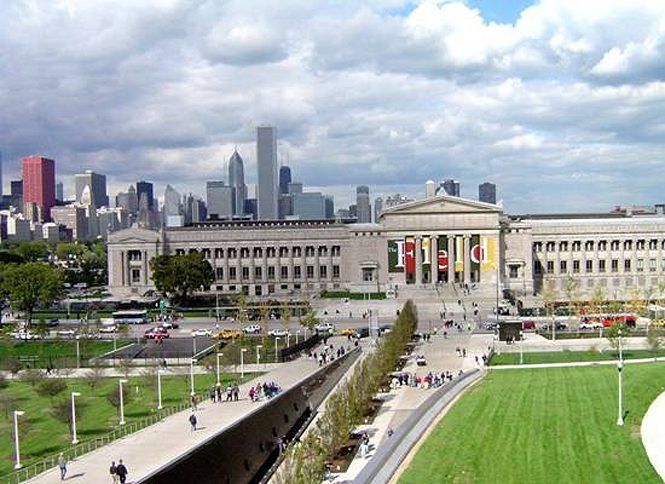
(490, 349), (665, 365)
(400, 364), (665, 484)
(0, 340), (131, 369)
(0, 371), (252, 476)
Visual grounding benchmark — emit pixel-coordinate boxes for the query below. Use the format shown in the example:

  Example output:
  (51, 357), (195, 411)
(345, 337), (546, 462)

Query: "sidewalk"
(641, 391), (665, 480)
(25, 356), (325, 483)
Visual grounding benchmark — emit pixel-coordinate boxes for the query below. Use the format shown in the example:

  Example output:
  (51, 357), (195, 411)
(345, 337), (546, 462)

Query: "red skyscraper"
(22, 155), (56, 221)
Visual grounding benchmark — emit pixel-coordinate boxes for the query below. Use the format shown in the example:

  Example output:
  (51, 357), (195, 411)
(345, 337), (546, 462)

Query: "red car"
(144, 327), (169, 339)
(522, 320), (536, 330)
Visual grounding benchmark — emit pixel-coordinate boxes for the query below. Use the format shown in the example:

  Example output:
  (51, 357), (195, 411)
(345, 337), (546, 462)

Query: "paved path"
(641, 391), (665, 481)
(26, 352), (334, 484)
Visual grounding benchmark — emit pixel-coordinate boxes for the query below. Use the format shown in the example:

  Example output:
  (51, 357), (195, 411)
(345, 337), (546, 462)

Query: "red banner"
(438, 249), (448, 271)
(405, 237), (415, 274)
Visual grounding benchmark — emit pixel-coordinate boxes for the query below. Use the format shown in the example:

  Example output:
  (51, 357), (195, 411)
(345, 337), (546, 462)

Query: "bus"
(580, 313), (637, 328)
(112, 310), (149, 325)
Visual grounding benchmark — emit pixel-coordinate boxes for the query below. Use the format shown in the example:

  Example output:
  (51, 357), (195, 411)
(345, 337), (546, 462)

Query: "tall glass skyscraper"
(228, 149), (246, 215)
(256, 126), (278, 219)
(356, 185), (371, 223)
(279, 165), (292, 194)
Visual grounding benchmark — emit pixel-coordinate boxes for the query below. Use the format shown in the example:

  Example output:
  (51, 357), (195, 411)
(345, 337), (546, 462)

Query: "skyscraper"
(22, 155), (56, 221)
(279, 166), (292, 195)
(56, 180), (64, 202)
(116, 185), (138, 215)
(228, 150), (246, 215)
(374, 197), (383, 222)
(136, 181), (154, 212)
(256, 126), (278, 219)
(479, 182), (497, 204)
(75, 170), (108, 208)
(356, 185), (371, 223)
(437, 179), (460, 197)
(206, 181), (234, 219)
(163, 184), (183, 227)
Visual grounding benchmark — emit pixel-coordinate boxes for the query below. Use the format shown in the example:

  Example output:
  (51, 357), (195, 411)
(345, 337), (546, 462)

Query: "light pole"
(256, 345), (262, 367)
(192, 335), (197, 357)
(216, 352), (223, 386)
(274, 337), (280, 363)
(71, 392), (81, 444)
(240, 348), (247, 379)
(617, 360), (625, 426)
(75, 335), (81, 368)
(296, 330), (301, 344)
(519, 330), (524, 365)
(287, 332), (291, 347)
(157, 370), (163, 410)
(13, 410), (24, 469)
(189, 359), (195, 394)
(118, 379), (128, 425)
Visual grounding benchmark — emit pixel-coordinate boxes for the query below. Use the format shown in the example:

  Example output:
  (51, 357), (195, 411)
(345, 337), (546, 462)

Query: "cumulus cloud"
(1, 0), (665, 213)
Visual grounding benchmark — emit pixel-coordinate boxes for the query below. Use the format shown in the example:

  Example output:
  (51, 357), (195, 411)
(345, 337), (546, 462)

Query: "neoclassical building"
(107, 195), (665, 302)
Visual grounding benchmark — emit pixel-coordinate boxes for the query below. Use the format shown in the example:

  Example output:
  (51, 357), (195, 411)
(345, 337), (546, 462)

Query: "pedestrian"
(116, 460), (128, 484)
(190, 392), (198, 410)
(110, 461), (118, 483)
(463, 348), (467, 357)
(216, 383), (222, 403)
(226, 385), (233, 402)
(233, 384), (239, 401)
(57, 453), (67, 480)
(189, 412), (198, 431)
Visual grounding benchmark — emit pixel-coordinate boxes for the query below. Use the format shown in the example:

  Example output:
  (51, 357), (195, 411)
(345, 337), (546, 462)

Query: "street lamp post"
(240, 348), (247, 379)
(192, 335), (197, 357)
(519, 330), (524, 365)
(274, 337), (280, 363)
(13, 410), (24, 469)
(287, 332), (291, 347)
(71, 392), (81, 444)
(157, 370), (163, 410)
(256, 345), (262, 367)
(75, 335), (81, 368)
(296, 330), (301, 344)
(189, 359), (195, 394)
(216, 352), (223, 386)
(617, 359), (625, 426)
(118, 379), (128, 425)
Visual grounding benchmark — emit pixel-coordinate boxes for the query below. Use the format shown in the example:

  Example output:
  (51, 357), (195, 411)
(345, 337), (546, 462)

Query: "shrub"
(38, 378), (67, 398)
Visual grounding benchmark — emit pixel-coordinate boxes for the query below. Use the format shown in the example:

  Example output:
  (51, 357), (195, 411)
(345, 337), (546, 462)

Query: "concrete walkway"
(25, 354), (330, 483)
(641, 391), (665, 481)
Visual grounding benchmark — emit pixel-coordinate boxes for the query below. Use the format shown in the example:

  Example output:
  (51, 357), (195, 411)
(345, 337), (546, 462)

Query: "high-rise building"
(116, 185), (139, 215)
(256, 126), (278, 219)
(244, 198), (257, 220)
(10, 180), (22, 210)
(184, 194), (207, 224)
(22, 155), (56, 221)
(51, 205), (88, 240)
(293, 192), (326, 220)
(163, 184), (183, 227)
(228, 150), (247, 215)
(278, 193), (293, 219)
(479, 182), (497, 204)
(136, 181), (154, 212)
(324, 196), (335, 219)
(374, 197), (383, 222)
(439, 179), (460, 197)
(206, 181), (234, 219)
(75, 170), (108, 208)
(56, 181), (64, 202)
(288, 182), (303, 195)
(279, 166), (292, 195)
(356, 185), (371, 223)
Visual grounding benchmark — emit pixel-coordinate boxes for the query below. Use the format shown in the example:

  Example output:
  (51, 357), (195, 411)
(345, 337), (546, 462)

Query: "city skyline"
(2, 1), (665, 213)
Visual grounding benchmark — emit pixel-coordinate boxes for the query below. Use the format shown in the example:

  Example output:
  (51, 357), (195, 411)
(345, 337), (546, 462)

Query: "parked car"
(11, 330), (39, 340)
(56, 329), (77, 338)
(144, 327), (169, 339)
(521, 320), (536, 330)
(46, 318), (60, 327)
(160, 321), (180, 330)
(268, 328), (289, 337)
(579, 322), (604, 330)
(191, 328), (212, 337)
(243, 324), (262, 334)
(315, 322), (335, 333)
(340, 328), (357, 336)
(540, 322), (568, 331)
(213, 329), (243, 340)
(99, 324), (117, 333)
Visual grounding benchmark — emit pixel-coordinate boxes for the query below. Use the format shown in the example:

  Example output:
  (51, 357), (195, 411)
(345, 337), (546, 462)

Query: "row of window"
(533, 239), (665, 253)
(214, 265), (341, 281)
(534, 258), (665, 275)
(174, 245), (342, 259)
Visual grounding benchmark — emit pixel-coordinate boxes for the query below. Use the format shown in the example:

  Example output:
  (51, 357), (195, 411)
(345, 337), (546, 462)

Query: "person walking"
(109, 461), (118, 483)
(116, 460), (128, 484)
(189, 412), (198, 431)
(57, 453), (67, 480)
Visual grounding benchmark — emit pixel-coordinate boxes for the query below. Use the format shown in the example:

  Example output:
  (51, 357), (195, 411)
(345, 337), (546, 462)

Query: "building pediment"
(108, 227), (161, 244)
(381, 195), (502, 218)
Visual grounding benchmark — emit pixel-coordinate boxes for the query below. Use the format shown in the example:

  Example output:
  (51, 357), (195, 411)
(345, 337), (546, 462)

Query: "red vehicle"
(144, 327), (170, 339)
(521, 320), (536, 330)
(581, 314), (637, 328)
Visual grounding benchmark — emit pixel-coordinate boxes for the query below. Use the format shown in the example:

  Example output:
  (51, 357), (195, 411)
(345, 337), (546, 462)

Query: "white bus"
(112, 310), (149, 325)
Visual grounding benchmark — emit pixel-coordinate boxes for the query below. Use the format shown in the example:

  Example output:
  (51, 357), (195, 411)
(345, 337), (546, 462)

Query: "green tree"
(605, 323), (632, 354)
(1, 262), (63, 326)
(300, 310), (319, 334)
(646, 327), (663, 356)
(11, 240), (50, 262)
(149, 252), (214, 304)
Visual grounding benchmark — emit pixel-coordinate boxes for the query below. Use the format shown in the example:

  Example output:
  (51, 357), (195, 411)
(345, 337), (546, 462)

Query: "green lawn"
(490, 349), (665, 365)
(0, 340), (130, 370)
(400, 364), (665, 484)
(0, 372), (252, 476)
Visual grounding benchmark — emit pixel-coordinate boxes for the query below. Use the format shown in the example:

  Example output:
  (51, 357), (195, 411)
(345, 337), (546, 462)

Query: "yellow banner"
(454, 236), (464, 272)
(481, 236), (497, 272)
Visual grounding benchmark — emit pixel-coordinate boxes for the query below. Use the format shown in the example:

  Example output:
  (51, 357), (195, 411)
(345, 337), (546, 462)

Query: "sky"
(2, 0), (665, 214)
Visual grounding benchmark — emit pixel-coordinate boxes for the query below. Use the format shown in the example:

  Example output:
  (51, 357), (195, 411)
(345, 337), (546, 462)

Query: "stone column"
(463, 235), (471, 284)
(249, 248), (256, 283)
(142, 250), (148, 286)
(314, 247), (321, 288)
(262, 247), (268, 284)
(431, 235), (439, 285)
(415, 236), (423, 286)
(120, 251), (126, 286)
(447, 235), (455, 284)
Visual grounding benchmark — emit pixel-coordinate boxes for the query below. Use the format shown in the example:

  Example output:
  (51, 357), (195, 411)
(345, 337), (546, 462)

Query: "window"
(306, 265), (314, 278)
(624, 240), (632, 250)
(637, 239), (646, 250)
(201, 248), (211, 259)
(267, 247), (276, 257)
(637, 259), (644, 272)
(610, 240), (620, 251)
(573, 260), (580, 273)
(128, 250), (142, 261)
(229, 267), (237, 280)
(331, 246), (341, 257)
(650, 258), (657, 272)
(547, 261), (554, 274)
(560, 261), (567, 273)
(253, 247), (263, 258)
(254, 267), (262, 279)
(650, 239), (658, 250)
(216, 267), (223, 280)
(598, 260), (606, 273)
(586, 260), (593, 273)
(319, 266), (328, 278)
(242, 267), (250, 280)
(228, 248), (237, 258)
(175, 249), (185, 256)
(188, 248), (198, 254)
(294, 266), (302, 279)
(279, 247), (289, 257)
(318, 246), (328, 256)
(559, 241), (568, 252)
(598, 241), (607, 251)
(625, 259), (631, 272)
(305, 246), (315, 257)
(267, 266), (275, 280)
(572, 241), (581, 252)
(332, 265), (340, 278)
(662, 259), (665, 271)
(534, 261), (543, 275)
(293, 247), (302, 257)
(240, 248), (250, 258)
(509, 265), (519, 278)
(214, 248), (224, 258)
(533, 242), (543, 252)
(131, 268), (141, 283)
(280, 266), (288, 279)
(585, 241), (594, 251)
(611, 260), (618, 273)
(362, 268), (374, 281)
(546, 242), (556, 252)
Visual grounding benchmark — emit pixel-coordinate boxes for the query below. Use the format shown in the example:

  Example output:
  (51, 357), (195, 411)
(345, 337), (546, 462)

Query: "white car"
(243, 324), (262, 334)
(191, 328), (212, 337)
(315, 322), (335, 333)
(57, 329), (77, 337)
(579, 322), (604, 330)
(268, 329), (289, 337)
(11, 330), (39, 340)
(99, 325), (117, 333)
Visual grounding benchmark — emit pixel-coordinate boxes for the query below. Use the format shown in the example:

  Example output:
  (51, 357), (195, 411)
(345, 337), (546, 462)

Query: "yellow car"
(340, 328), (358, 337)
(213, 329), (243, 340)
